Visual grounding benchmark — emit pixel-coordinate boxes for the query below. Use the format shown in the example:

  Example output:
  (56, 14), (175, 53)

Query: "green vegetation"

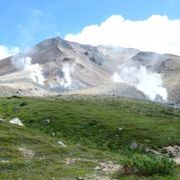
(0, 96), (179, 179)
(119, 154), (176, 176)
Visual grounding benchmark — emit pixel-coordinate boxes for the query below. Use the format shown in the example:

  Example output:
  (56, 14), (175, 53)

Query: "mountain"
(0, 39), (180, 179)
(0, 37), (179, 104)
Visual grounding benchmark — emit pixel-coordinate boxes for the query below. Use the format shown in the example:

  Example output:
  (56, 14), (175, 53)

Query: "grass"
(0, 120), (115, 179)
(0, 95), (179, 179)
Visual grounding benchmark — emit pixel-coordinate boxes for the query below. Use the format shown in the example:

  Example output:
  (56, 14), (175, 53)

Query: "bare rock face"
(0, 37), (179, 104)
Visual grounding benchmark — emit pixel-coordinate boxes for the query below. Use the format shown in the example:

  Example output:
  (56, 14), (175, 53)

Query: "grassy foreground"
(0, 96), (179, 179)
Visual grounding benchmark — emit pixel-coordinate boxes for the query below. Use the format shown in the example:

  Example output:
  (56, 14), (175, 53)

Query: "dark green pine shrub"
(120, 154), (176, 176)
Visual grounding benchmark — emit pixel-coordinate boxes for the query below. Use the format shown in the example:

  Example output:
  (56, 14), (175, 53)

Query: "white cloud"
(65, 15), (180, 55)
(0, 45), (20, 60)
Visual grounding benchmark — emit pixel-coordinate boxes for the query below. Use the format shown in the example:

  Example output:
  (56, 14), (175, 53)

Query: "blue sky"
(0, 0), (179, 48)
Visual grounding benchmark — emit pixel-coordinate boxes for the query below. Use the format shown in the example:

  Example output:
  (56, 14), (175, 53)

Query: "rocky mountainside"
(0, 37), (179, 104)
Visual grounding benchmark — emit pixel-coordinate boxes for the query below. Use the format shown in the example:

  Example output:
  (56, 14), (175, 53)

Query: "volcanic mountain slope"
(0, 37), (179, 104)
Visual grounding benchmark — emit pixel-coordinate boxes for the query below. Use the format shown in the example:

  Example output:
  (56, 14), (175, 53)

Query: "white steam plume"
(50, 63), (73, 89)
(112, 65), (167, 101)
(60, 63), (72, 88)
(13, 56), (45, 85)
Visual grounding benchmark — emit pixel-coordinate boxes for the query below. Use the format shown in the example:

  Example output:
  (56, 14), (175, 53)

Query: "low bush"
(120, 154), (176, 176)
(19, 101), (28, 106)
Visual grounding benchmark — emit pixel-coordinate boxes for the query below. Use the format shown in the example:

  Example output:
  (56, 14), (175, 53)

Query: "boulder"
(58, 141), (66, 147)
(130, 141), (138, 150)
(9, 117), (24, 126)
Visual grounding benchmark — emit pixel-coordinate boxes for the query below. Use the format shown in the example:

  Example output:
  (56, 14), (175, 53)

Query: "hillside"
(0, 96), (179, 179)
(0, 37), (179, 104)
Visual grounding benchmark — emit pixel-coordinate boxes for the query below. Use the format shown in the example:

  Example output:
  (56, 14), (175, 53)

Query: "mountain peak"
(34, 36), (72, 52)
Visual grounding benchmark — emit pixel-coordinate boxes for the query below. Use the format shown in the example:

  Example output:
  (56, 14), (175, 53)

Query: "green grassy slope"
(0, 119), (119, 179)
(0, 96), (179, 179)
